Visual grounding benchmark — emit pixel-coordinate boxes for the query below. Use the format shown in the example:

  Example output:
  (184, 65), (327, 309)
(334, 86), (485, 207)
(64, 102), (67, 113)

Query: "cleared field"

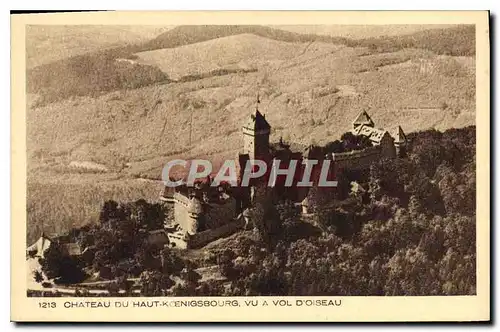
(135, 34), (341, 80)
(26, 25), (171, 68)
(26, 176), (164, 244)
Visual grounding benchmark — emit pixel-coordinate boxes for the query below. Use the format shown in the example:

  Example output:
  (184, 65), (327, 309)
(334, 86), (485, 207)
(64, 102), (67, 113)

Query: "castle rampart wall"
(173, 193), (197, 235)
(187, 218), (245, 249)
(332, 146), (382, 171)
(205, 199), (237, 229)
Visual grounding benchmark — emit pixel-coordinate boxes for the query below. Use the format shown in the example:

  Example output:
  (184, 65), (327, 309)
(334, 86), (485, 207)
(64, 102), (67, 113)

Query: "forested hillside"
(212, 125), (476, 296)
(27, 53), (170, 107)
(35, 126), (475, 296)
(144, 25), (475, 56)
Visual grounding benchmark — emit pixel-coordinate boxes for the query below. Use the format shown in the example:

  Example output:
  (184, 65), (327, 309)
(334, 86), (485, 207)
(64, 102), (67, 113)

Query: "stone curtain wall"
(187, 218), (245, 249)
(332, 146), (383, 172)
(205, 198), (237, 229)
(173, 193), (197, 235)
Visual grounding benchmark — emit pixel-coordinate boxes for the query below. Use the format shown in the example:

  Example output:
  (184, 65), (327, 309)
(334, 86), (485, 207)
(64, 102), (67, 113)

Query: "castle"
(160, 107), (406, 248)
(26, 107), (407, 259)
(330, 110), (407, 172)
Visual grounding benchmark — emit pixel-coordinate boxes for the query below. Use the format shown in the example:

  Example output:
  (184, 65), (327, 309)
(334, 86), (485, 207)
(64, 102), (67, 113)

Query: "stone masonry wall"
(187, 218), (245, 249)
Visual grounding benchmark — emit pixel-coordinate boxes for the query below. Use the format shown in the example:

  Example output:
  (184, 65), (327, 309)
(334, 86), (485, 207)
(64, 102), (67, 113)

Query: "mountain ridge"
(27, 25), (475, 107)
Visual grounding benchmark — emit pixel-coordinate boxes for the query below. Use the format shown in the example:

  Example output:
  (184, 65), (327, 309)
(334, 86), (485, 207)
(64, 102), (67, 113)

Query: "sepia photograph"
(11, 11), (490, 322)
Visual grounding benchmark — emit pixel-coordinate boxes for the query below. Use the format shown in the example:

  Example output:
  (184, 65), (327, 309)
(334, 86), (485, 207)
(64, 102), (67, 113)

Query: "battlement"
(187, 217), (245, 249)
(172, 189), (237, 236)
(332, 146), (384, 171)
(331, 145), (382, 161)
(173, 192), (191, 206)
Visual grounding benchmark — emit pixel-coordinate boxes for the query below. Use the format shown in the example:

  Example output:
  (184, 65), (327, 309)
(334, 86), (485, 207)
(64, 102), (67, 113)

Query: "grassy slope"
(135, 33), (343, 80)
(26, 25), (171, 68)
(27, 174), (164, 244)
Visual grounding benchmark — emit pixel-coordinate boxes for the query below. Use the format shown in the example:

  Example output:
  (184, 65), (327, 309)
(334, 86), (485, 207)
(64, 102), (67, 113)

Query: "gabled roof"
(392, 126), (407, 144)
(369, 128), (389, 144)
(353, 111), (375, 128)
(27, 235), (52, 258)
(243, 110), (271, 131)
(270, 140), (306, 155)
(354, 124), (389, 144)
(352, 125), (364, 136)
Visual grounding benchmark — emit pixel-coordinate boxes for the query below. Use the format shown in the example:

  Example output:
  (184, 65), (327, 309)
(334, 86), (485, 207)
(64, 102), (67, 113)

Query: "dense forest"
(33, 125), (476, 297)
(142, 25), (475, 57)
(27, 54), (170, 107)
(216, 125), (476, 296)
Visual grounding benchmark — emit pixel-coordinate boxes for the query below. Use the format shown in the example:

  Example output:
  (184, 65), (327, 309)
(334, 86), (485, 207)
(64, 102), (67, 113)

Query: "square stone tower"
(242, 109), (271, 161)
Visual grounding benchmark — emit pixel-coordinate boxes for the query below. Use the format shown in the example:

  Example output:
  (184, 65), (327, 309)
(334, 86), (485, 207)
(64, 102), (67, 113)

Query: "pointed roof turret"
(353, 110), (375, 128)
(243, 109), (271, 131)
(27, 235), (53, 258)
(392, 126), (407, 144)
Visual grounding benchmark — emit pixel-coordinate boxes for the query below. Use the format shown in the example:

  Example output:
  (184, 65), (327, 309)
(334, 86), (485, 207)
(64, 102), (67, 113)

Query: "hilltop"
(275, 24), (460, 39)
(26, 25), (475, 106)
(135, 33), (342, 80)
(144, 25), (475, 56)
(26, 25), (171, 69)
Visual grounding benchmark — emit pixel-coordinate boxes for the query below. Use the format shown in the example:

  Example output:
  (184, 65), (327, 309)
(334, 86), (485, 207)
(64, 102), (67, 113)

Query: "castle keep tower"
(242, 109), (271, 160)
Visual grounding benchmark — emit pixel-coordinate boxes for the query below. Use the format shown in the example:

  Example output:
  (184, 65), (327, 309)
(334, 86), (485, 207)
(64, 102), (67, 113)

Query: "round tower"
(186, 197), (203, 234)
